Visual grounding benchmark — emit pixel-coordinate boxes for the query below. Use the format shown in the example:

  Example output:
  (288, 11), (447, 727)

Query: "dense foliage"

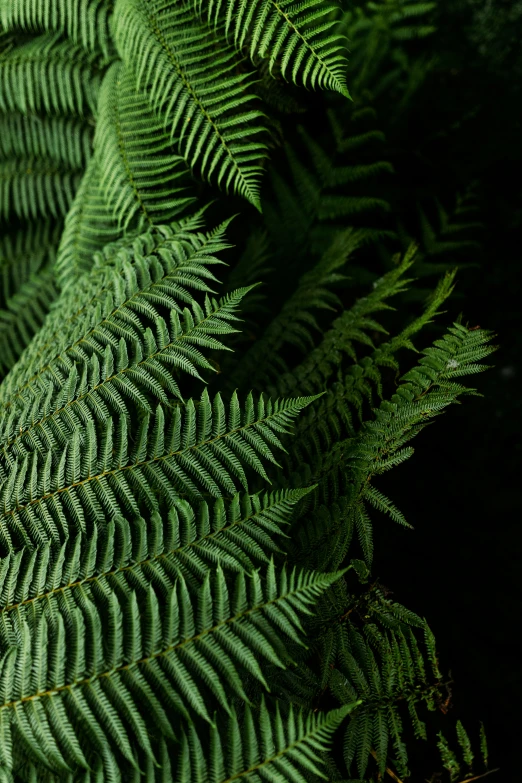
(0, 0), (505, 780)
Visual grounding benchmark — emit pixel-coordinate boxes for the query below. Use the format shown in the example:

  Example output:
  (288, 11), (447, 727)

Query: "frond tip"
(194, 0), (352, 99)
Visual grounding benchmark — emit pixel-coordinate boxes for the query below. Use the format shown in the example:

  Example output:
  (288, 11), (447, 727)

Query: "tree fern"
(0, 2), (499, 779)
(112, 0), (268, 208)
(192, 0), (351, 98)
(95, 61), (195, 231)
(0, 33), (106, 117)
(0, 0), (114, 58)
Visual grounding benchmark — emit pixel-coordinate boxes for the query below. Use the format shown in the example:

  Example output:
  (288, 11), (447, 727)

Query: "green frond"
(0, 0), (114, 58)
(0, 158), (82, 223)
(194, 0), (351, 98)
(0, 221), (249, 466)
(95, 61), (195, 231)
(53, 156), (121, 288)
(0, 33), (106, 117)
(112, 0), (268, 208)
(326, 619), (441, 778)
(228, 229), (366, 392)
(176, 699), (358, 782)
(0, 563), (343, 776)
(0, 487), (310, 630)
(0, 389), (318, 549)
(0, 265), (58, 376)
(289, 322), (496, 566)
(0, 114), (93, 170)
(0, 223), (61, 375)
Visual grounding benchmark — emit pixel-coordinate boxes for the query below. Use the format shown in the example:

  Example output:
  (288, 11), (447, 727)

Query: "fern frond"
(0, 114), (93, 170)
(228, 228), (366, 392)
(0, 389), (318, 549)
(95, 61), (195, 231)
(0, 0), (113, 58)
(0, 562), (342, 776)
(53, 156), (121, 288)
(0, 225), (249, 464)
(0, 488), (310, 630)
(0, 33), (106, 117)
(194, 0), (351, 98)
(176, 698), (357, 782)
(113, 0), (268, 208)
(0, 158), (82, 222)
(293, 323), (496, 565)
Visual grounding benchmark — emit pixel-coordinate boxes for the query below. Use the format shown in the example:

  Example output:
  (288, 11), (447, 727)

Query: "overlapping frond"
(53, 156), (121, 288)
(290, 322), (496, 565)
(0, 158), (82, 222)
(113, 0), (268, 208)
(0, 223), (61, 375)
(0, 33), (106, 117)
(95, 61), (194, 231)
(0, 488), (309, 629)
(0, 389), (317, 549)
(0, 114), (93, 170)
(175, 698), (357, 782)
(0, 0), (114, 58)
(193, 0), (351, 98)
(0, 562), (342, 777)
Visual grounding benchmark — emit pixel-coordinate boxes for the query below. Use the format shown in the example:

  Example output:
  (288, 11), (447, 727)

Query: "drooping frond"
(0, 114), (93, 170)
(193, 0), (351, 98)
(0, 488), (310, 630)
(0, 223), (61, 375)
(0, 158), (82, 222)
(95, 61), (195, 231)
(0, 562), (343, 777)
(113, 0), (268, 208)
(175, 698), (358, 782)
(0, 0), (114, 58)
(0, 33), (106, 117)
(0, 390), (318, 549)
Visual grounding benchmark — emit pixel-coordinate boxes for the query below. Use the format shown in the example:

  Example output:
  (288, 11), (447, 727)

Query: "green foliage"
(0, 0), (499, 780)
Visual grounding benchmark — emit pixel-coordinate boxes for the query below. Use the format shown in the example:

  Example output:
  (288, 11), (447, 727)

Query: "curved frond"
(95, 61), (194, 230)
(194, 0), (351, 98)
(0, 0), (113, 58)
(0, 33), (106, 117)
(0, 114), (93, 170)
(53, 156), (121, 289)
(0, 390), (318, 549)
(0, 158), (82, 222)
(112, 0), (268, 208)
(0, 563), (342, 777)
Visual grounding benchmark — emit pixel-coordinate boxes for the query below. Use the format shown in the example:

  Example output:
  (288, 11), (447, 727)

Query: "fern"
(0, 0), (114, 58)
(0, 561), (344, 775)
(95, 61), (195, 230)
(193, 0), (351, 98)
(0, 33), (106, 117)
(0, 3), (499, 780)
(112, 0), (268, 208)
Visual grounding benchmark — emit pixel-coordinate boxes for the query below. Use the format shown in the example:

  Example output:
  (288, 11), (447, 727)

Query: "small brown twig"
(458, 769), (500, 783)
(370, 750), (404, 783)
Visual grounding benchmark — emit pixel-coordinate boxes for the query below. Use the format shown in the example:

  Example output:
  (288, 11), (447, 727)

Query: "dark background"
(370, 0), (522, 775)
